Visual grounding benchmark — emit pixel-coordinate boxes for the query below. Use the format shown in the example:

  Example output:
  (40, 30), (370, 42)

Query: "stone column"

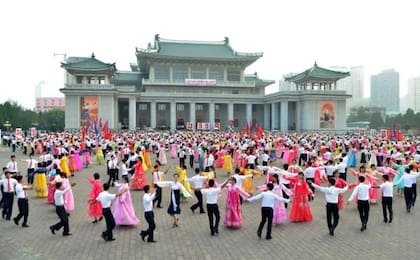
(189, 102), (196, 130)
(280, 101), (288, 132)
(228, 103), (234, 126)
(170, 101), (176, 130)
(246, 103), (252, 124)
(264, 104), (270, 130)
(129, 97), (136, 130)
(296, 101), (302, 131)
(271, 103), (278, 131)
(209, 102), (215, 130)
(150, 101), (156, 129)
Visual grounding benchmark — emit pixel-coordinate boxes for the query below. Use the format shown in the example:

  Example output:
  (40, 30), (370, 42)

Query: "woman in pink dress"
(215, 149), (225, 168)
(131, 157), (147, 190)
(222, 177), (249, 229)
(60, 172), (75, 214)
(88, 172), (103, 223)
(113, 176), (139, 226)
(47, 165), (59, 204)
(68, 150), (77, 176)
(170, 143), (178, 159)
(74, 149), (83, 171)
(158, 144), (167, 165)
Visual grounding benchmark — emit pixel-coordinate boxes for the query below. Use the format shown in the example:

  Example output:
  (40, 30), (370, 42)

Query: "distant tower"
(35, 81), (45, 98)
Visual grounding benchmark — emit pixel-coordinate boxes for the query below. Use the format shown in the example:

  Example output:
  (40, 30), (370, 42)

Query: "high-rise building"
(407, 76), (420, 112)
(332, 66), (364, 114)
(35, 97), (65, 112)
(370, 69), (399, 114)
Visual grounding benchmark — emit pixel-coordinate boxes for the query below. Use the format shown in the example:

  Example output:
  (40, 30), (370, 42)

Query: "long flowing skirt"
(347, 152), (357, 167)
(47, 176), (56, 204)
(223, 156), (233, 173)
(224, 190), (242, 228)
(289, 194), (312, 222)
(64, 190), (75, 213)
(34, 173), (48, 198)
(369, 178), (378, 203)
(273, 200), (287, 224)
(131, 171), (147, 190)
(159, 151), (167, 165)
(88, 200), (102, 218)
(74, 153), (83, 171)
(113, 192), (139, 225)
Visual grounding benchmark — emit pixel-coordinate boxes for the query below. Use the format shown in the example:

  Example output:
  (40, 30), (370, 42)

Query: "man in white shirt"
(336, 158), (347, 181)
(348, 176), (371, 231)
(378, 175), (393, 223)
(6, 155), (19, 176)
(23, 154), (38, 185)
(310, 178), (348, 236)
(187, 168), (208, 214)
(247, 183), (289, 240)
(394, 168), (420, 213)
(0, 171), (18, 220)
(246, 152), (257, 169)
(13, 175), (31, 227)
(140, 185), (157, 243)
(152, 164), (167, 208)
(49, 182), (73, 236)
(107, 154), (119, 187)
(201, 179), (223, 236)
(97, 183), (125, 241)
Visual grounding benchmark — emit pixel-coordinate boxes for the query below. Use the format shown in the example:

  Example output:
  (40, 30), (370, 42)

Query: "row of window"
(76, 76), (106, 85)
(138, 103), (222, 111)
(155, 66), (241, 82)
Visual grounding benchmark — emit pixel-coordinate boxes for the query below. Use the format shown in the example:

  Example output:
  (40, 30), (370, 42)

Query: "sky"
(1, 0), (420, 109)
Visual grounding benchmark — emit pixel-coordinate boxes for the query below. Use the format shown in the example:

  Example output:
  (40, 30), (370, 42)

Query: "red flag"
(256, 124), (263, 139)
(81, 126), (87, 141)
(102, 121), (110, 140)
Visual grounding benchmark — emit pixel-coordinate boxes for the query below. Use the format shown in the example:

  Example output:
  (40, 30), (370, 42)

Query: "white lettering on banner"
(185, 79), (217, 86)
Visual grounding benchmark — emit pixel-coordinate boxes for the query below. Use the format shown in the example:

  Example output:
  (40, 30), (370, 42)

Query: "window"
(158, 104), (167, 111)
(173, 66), (188, 82)
(76, 76), (83, 84)
(98, 76), (105, 85)
(176, 104), (185, 111)
(90, 77), (99, 84)
(209, 69), (224, 82)
(191, 68), (206, 79)
(215, 104), (220, 110)
(227, 69), (241, 82)
(155, 66), (169, 81)
(139, 103), (148, 110)
(196, 104), (203, 111)
(232, 90), (239, 94)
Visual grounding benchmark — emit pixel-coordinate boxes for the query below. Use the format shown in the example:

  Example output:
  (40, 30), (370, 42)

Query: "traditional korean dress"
(60, 155), (71, 178)
(88, 178), (103, 218)
(289, 178), (313, 222)
(170, 143), (178, 159)
(224, 184), (249, 228)
(131, 161), (147, 190)
(158, 146), (168, 165)
(47, 169), (58, 204)
(62, 177), (75, 213)
(112, 183), (139, 226)
(156, 181), (191, 216)
(334, 177), (348, 210)
(223, 153), (233, 174)
(96, 148), (105, 165)
(33, 168), (48, 198)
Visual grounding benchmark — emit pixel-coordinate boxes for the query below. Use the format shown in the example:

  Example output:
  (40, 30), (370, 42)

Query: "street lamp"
(3, 120), (11, 132)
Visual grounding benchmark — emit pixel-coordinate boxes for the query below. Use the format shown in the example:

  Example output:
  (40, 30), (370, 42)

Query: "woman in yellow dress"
(95, 145), (105, 165)
(33, 166), (48, 198)
(177, 165), (192, 199)
(223, 150), (233, 175)
(144, 146), (152, 170)
(60, 154), (71, 178)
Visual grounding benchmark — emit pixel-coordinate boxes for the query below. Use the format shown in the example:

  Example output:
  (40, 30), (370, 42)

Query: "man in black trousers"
(247, 183), (289, 240)
(96, 183), (125, 241)
(202, 179), (224, 236)
(13, 175), (31, 227)
(140, 185), (157, 242)
(49, 182), (72, 236)
(1, 171), (18, 220)
(348, 176), (371, 231)
(310, 178), (348, 236)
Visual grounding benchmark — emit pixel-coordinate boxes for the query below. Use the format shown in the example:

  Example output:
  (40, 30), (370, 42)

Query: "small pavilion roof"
(61, 53), (116, 73)
(284, 62), (350, 83)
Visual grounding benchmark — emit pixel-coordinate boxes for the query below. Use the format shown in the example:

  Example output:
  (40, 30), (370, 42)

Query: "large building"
(35, 97), (65, 112)
(332, 66), (364, 114)
(407, 76), (420, 112)
(370, 69), (399, 114)
(60, 35), (350, 131)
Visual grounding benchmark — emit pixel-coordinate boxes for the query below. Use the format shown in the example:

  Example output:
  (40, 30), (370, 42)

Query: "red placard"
(214, 122), (221, 130)
(186, 122), (193, 130)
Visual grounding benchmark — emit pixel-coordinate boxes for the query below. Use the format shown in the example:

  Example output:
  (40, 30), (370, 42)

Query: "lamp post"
(3, 120), (11, 132)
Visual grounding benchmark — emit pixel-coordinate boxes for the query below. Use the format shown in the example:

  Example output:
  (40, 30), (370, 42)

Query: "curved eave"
(285, 75), (349, 83)
(64, 68), (116, 75)
(136, 52), (261, 64)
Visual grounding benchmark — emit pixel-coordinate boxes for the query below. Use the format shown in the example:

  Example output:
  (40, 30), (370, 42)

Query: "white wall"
(64, 95), (79, 129)
(99, 96), (116, 129)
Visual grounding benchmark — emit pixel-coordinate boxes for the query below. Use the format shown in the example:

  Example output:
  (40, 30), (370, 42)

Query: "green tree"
(369, 112), (384, 129)
(39, 109), (65, 132)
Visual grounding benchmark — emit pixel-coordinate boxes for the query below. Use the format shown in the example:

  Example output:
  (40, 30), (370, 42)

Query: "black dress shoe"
(140, 231), (147, 242)
(199, 211), (206, 214)
(101, 233), (107, 241)
(147, 240), (157, 243)
(156, 206), (163, 208)
(13, 218), (19, 226)
(257, 231), (262, 238)
(50, 226), (56, 235)
(329, 228), (334, 236)
(63, 233), (72, 236)
(98, 217), (103, 222)
(107, 238), (116, 241)
(266, 236), (272, 240)
(389, 218), (393, 223)
(384, 219), (388, 223)
(22, 224), (30, 228)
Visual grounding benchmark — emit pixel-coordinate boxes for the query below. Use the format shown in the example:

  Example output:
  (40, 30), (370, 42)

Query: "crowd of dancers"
(1, 130), (420, 242)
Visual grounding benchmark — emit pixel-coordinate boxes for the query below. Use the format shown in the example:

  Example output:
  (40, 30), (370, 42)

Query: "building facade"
(407, 76), (420, 112)
(60, 35), (350, 131)
(333, 66), (364, 114)
(35, 97), (65, 112)
(370, 69), (399, 114)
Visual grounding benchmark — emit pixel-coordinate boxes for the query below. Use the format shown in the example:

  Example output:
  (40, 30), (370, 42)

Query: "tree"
(369, 112), (384, 129)
(39, 109), (65, 132)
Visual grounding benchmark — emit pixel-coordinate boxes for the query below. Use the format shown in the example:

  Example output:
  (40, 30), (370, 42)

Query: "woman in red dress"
(289, 172), (313, 222)
(333, 170), (348, 210)
(131, 157), (147, 190)
(88, 172), (103, 223)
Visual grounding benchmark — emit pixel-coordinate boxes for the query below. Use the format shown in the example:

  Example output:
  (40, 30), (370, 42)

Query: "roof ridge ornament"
(91, 53), (95, 59)
(314, 61), (318, 67)
(224, 37), (229, 44)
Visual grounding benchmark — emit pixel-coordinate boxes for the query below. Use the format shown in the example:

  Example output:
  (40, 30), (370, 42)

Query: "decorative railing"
(142, 79), (255, 87)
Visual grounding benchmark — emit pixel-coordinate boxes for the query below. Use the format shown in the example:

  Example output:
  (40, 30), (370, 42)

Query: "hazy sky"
(1, 0), (420, 108)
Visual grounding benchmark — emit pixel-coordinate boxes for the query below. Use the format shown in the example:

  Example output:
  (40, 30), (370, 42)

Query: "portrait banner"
(319, 101), (335, 129)
(80, 96), (99, 127)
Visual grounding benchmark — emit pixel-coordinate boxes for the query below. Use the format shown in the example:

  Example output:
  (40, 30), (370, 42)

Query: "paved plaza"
(0, 145), (419, 260)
